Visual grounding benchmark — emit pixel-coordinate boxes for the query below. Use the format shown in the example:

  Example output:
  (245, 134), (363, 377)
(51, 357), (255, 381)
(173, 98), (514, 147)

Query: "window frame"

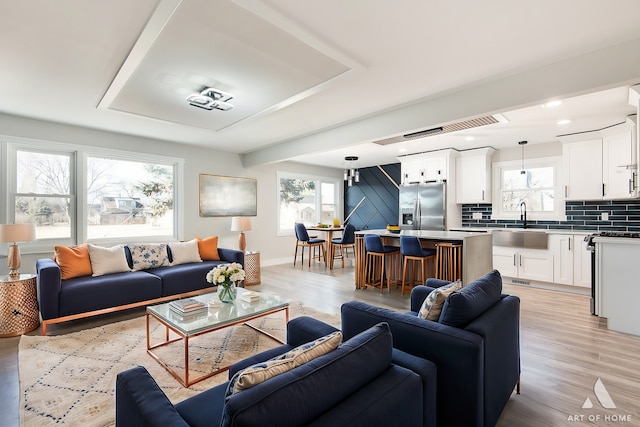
(276, 171), (342, 236)
(1, 137), (184, 254)
(491, 156), (566, 221)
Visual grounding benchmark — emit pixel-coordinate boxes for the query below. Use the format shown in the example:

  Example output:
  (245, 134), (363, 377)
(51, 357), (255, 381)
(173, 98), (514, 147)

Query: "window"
(4, 140), (183, 250)
(14, 149), (74, 241)
(492, 157), (565, 220)
(277, 172), (341, 235)
(86, 156), (175, 240)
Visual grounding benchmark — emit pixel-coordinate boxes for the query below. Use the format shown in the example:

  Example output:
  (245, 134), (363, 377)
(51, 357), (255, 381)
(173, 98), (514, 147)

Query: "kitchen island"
(354, 229), (493, 289)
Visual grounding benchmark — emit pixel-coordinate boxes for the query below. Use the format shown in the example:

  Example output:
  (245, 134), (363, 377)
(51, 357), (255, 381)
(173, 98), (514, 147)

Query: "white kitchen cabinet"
(456, 148), (495, 204)
(549, 234), (573, 285)
(603, 129), (636, 199)
(573, 234), (591, 288)
(561, 122), (637, 201)
(492, 246), (519, 278)
(492, 246), (554, 282)
(549, 233), (592, 287)
(400, 152), (448, 184)
(400, 157), (424, 184)
(424, 156), (447, 182)
(562, 138), (603, 201)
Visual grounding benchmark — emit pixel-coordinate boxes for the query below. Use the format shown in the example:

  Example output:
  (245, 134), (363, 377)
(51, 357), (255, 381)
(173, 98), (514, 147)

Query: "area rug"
(18, 303), (340, 426)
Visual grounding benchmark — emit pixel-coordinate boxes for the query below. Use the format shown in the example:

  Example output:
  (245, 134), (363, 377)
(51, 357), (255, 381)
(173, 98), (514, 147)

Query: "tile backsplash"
(462, 200), (640, 232)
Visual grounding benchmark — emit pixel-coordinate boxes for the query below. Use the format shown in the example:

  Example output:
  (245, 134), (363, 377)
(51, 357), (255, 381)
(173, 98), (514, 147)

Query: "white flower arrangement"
(206, 262), (246, 288)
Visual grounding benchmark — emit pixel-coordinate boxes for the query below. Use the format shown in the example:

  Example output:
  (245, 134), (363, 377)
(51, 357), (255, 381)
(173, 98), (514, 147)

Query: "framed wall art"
(199, 174), (257, 217)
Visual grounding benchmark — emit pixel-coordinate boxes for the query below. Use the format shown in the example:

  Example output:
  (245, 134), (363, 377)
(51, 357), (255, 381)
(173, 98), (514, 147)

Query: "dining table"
(306, 226), (345, 267)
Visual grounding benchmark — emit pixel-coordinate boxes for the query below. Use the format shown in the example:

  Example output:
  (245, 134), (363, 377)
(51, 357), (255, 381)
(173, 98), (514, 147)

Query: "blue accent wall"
(345, 163), (401, 230)
(462, 200), (640, 232)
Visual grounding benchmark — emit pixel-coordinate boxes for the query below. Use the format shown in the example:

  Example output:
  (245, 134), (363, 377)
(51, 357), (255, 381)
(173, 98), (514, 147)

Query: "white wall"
(492, 141), (562, 163)
(0, 114), (343, 274)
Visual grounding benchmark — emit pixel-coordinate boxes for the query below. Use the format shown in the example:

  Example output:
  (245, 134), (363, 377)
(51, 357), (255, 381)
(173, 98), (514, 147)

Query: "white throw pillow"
(169, 239), (202, 265)
(418, 280), (462, 321)
(87, 244), (131, 277)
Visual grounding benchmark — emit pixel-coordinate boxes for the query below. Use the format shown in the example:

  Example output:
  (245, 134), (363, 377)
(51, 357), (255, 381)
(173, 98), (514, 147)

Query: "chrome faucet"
(520, 201), (527, 229)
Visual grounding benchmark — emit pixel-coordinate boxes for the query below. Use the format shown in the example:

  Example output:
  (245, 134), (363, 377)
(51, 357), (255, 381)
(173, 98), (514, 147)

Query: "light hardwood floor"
(2, 263), (639, 426)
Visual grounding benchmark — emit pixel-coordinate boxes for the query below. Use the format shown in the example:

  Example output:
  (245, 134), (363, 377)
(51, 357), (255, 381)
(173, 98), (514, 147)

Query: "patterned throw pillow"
(418, 280), (463, 321)
(129, 243), (170, 271)
(226, 330), (342, 395)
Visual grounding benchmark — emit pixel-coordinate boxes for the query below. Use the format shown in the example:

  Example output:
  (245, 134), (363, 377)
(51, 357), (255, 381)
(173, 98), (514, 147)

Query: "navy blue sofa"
(36, 246), (243, 335)
(116, 316), (437, 427)
(341, 270), (520, 427)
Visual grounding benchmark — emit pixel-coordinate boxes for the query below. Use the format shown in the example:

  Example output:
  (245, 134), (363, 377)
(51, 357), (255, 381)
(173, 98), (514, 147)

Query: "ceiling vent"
(373, 114), (503, 146)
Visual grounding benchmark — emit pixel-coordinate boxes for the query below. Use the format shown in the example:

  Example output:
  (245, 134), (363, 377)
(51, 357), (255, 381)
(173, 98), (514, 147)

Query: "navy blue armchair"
(116, 316), (437, 427)
(341, 270), (520, 427)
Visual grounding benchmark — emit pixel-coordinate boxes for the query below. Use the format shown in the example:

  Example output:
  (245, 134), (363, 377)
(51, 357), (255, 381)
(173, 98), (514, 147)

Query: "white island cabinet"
(595, 237), (640, 336)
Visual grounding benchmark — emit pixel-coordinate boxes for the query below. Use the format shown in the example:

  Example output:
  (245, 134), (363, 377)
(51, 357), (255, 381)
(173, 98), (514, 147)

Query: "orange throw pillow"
(54, 244), (93, 280)
(197, 236), (220, 261)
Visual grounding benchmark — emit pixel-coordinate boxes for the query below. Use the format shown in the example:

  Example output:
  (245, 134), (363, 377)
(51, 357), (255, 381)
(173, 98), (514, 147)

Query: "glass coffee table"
(146, 288), (289, 387)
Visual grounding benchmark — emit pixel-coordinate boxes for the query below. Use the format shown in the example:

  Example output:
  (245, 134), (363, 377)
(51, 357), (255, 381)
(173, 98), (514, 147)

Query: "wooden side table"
(0, 273), (40, 337)
(244, 251), (261, 286)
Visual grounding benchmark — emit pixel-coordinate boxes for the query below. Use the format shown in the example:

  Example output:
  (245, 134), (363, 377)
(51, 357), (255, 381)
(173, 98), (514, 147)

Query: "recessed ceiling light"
(542, 100), (562, 108)
(557, 119), (571, 125)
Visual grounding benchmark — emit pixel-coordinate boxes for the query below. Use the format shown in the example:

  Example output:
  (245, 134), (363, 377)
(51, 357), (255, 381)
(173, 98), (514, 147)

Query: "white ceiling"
(2, 0), (640, 169)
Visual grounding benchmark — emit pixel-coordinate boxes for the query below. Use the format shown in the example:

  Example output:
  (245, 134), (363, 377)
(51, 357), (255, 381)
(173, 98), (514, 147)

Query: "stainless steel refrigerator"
(399, 182), (446, 230)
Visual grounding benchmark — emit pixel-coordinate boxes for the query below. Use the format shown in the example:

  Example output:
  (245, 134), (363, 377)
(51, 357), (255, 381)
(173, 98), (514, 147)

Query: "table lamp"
(231, 217), (252, 252)
(0, 223), (36, 279)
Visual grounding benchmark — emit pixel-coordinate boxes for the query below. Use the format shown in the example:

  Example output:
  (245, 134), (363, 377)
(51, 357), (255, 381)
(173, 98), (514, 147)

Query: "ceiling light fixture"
(542, 100), (562, 108)
(186, 87), (234, 111)
(344, 156), (360, 187)
(557, 119), (571, 125)
(519, 140), (528, 175)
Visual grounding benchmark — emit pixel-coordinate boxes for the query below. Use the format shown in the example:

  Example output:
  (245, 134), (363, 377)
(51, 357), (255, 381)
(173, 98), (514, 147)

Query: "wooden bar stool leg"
(402, 256), (409, 296)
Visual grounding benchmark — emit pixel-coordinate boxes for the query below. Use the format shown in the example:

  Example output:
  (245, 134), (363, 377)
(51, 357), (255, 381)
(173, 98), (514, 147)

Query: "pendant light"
(344, 156), (359, 186)
(518, 140), (528, 174)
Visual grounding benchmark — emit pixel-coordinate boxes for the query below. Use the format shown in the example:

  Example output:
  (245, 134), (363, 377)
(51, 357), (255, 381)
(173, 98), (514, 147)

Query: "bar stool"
(400, 236), (436, 296)
(364, 235), (400, 293)
(435, 242), (462, 282)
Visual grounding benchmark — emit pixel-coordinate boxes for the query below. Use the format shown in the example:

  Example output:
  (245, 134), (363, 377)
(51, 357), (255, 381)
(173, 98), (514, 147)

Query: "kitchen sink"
(492, 229), (548, 249)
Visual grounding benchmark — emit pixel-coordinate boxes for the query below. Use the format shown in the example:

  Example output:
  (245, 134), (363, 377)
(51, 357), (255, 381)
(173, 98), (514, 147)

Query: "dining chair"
(400, 235), (436, 295)
(294, 223), (326, 267)
(329, 223), (356, 269)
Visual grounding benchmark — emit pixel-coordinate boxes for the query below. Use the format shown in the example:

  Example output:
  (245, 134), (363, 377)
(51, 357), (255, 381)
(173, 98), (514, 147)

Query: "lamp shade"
(231, 217), (252, 232)
(0, 223), (36, 243)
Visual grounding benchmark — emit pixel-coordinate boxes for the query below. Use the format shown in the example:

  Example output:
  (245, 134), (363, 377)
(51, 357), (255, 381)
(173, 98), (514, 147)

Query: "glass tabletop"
(147, 288), (289, 336)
